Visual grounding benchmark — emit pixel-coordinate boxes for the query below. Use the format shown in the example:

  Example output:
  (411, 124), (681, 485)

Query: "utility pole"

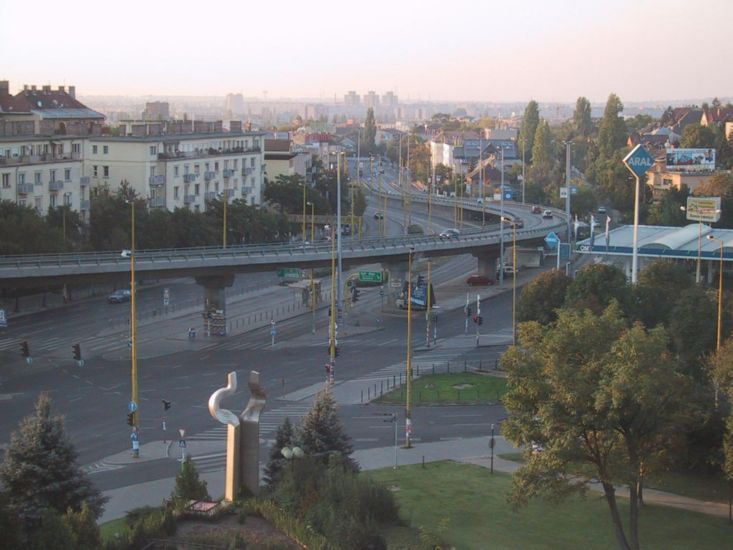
(565, 141), (572, 245)
(499, 148), (505, 286)
(475, 293), (481, 348)
(405, 248), (414, 448)
(480, 136), (485, 226)
(329, 224), (337, 381)
(429, 160), (434, 234)
(521, 137), (526, 204)
(425, 258), (432, 348)
(336, 153), (343, 319)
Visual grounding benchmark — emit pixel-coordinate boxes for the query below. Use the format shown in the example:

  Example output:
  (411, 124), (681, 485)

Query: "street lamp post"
(707, 234), (724, 409)
(308, 201), (316, 334)
(329, 223), (337, 382)
(425, 258), (432, 348)
(221, 191), (228, 249)
(499, 147), (505, 285)
(502, 217), (518, 345)
(681, 206), (703, 284)
(405, 247), (415, 448)
(301, 181), (307, 243)
(124, 199), (139, 429)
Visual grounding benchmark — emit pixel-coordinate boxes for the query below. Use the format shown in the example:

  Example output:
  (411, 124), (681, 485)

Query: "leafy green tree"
(587, 150), (636, 213)
(565, 263), (632, 315)
(362, 107), (377, 153)
(0, 492), (23, 549)
(711, 338), (733, 485)
(634, 260), (693, 328)
(168, 206), (217, 247)
(0, 201), (64, 254)
(172, 457), (209, 502)
(530, 120), (555, 178)
(297, 386), (357, 471)
(352, 187), (367, 217)
(503, 305), (691, 550)
(573, 96), (593, 138)
(264, 417), (296, 488)
(33, 509), (76, 550)
(517, 269), (571, 325)
(88, 186), (145, 251)
(680, 123), (717, 148)
(597, 93), (628, 159)
(668, 286), (718, 380)
(0, 394), (106, 528)
(64, 502), (102, 550)
(263, 174), (307, 214)
(694, 172), (733, 228)
(645, 186), (689, 226)
(625, 114), (654, 135)
(519, 100), (540, 164)
(46, 205), (85, 251)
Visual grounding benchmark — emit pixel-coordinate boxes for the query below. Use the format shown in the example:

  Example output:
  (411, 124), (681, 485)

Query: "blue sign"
(270, 328), (277, 336)
(544, 231), (560, 249)
(0, 309), (6, 328)
(559, 242), (572, 260)
(623, 145), (655, 178)
(128, 400), (138, 413)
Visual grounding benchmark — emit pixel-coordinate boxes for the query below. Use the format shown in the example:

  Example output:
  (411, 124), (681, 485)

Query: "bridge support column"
(381, 260), (409, 311)
(196, 274), (235, 335)
(474, 252), (500, 280)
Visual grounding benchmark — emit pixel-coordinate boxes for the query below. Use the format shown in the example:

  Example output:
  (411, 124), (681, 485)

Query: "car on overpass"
(439, 228), (460, 239)
(531, 205), (542, 214)
(542, 209), (553, 219)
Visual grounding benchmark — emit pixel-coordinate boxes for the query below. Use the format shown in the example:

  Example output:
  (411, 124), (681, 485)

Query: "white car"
(439, 228), (460, 239)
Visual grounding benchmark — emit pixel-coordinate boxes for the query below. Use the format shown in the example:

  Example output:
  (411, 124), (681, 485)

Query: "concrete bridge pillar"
(381, 260), (409, 311)
(474, 252), (500, 280)
(196, 274), (235, 335)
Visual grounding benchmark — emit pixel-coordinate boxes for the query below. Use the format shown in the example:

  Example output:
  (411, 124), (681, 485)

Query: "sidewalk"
(98, 435), (731, 523)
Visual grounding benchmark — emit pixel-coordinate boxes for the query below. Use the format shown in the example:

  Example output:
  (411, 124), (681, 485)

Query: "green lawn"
(99, 516), (128, 543)
(374, 372), (507, 405)
(367, 461), (732, 550)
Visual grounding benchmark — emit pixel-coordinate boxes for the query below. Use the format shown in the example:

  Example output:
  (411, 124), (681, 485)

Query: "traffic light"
(477, 316), (483, 326)
(20, 340), (29, 358)
(465, 306), (472, 317)
(350, 286), (360, 303)
(126, 412), (134, 426)
(162, 399), (171, 411)
(72, 343), (81, 361)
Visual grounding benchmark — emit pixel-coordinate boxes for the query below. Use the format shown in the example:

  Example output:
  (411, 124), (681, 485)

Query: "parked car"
(439, 228), (460, 239)
(496, 264), (520, 278)
(373, 211), (384, 220)
(597, 206), (607, 214)
(531, 205), (542, 214)
(466, 274), (495, 286)
(542, 209), (553, 219)
(108, 289), (131, 304)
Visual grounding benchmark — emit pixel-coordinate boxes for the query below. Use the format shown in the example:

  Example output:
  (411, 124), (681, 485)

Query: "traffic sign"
(559, 186), (578, 198)
(0, 309), (6, 328)
(358, 270), (383, 283)
(276, 267), (303, 278)
(623, 145), (655, 178)
(163, 288), (170, 307)
(544, 231), (560, 249)
(128, 400), (138, 413)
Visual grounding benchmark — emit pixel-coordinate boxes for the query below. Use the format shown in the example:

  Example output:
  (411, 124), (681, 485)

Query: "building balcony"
(149, 196), (166, 208)
(183, 195), (196, 204)
(242, 167), (253, 176)
(183, 173), (197, 183)
(223, 169), (236, 178)
(149, 175), (166, 186)
(49, 180), (64, 192)
(157, 146), (261, 161)
(80, 176), (90, 185)
(17, 183), (34, 194)
(204, 191), (218, 201)
(204, 171), (216, 181)
(80, 199), (91, 210)
(224, 188), (235, 198)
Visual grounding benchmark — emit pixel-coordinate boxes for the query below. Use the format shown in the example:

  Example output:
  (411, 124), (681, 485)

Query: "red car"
(531, 205), (542, 214)
(466, 275), (495, 286)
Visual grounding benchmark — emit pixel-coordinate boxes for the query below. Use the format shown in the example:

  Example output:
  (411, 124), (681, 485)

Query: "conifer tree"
(172, 457), (209, 502)
(0, 394), (106, 527)
(264, 417), (295, 488)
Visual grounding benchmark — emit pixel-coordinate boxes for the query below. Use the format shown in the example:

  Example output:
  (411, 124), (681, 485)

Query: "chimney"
(42, 85), (51, 92)
(0, 81), (8, 95)
(23, 84), (29, 91)
(31, 85), (37, 91)
(68, 86), (76, 99)
(58, 85), (65, 93)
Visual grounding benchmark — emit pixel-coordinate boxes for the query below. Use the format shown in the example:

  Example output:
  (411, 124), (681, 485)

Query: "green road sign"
(277, 267), (303, 278)
(359, 271), (383, 283)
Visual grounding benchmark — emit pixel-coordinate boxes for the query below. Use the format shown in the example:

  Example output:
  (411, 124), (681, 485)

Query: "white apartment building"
(86, 122), (266, 212)
(0, 135), (90, 218)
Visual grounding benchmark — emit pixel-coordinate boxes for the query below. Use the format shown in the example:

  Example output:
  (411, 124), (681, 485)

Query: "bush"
(172, 457), (209, 504)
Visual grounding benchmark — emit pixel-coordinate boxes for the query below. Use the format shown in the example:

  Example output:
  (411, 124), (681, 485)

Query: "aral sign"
(623, 145), (655, 179)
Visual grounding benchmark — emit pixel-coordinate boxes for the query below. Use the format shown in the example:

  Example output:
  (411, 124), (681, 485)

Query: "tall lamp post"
(308, 201), (316, 333)
(681, 206), (704, 284)
(301, 181), (307, 243)
(220, 191), (228, 249)
(405, 247), (415, 448)
(707, 234), (724, 409)
(498, 147), (505, 285)
(123, 199), (139, 428)
(502, 217), (518, 345)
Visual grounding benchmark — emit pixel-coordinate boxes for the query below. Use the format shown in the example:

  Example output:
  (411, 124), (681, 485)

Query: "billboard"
(666, 148), (716, 171)
(686, 196), (721, 223)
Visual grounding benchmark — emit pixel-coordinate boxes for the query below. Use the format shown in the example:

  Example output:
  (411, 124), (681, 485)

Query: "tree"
(597, 93), (628, 159)
(564, 263), (632, 315)
(0, 201), (64, 255)
(634, 260), (693, 328)
(503, 305), (691, 550)
(517, 269), (571, 325)
(668, 286), (718, 380)
(0, 394), (106, 528)
(519, 101), (540, 164)
(530, 120), (555, 181)
(172, 457), (209, 503)
(0, 492), (22, 549)
(711, 338), (733, 486)
(362, 108), (376, 153)
(33, 509), (76, 550)
(572, 96), (593, 138)
(264, 417), (296, 488)
(645, 186), (689, 226)
(694, 172), (733, 228)
(297, 386), (358, 470)
(64, 502), (102, 550)
(680, 123), (717, 149)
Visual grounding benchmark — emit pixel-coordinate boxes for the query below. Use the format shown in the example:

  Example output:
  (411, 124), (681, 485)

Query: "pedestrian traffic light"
(72, 343), (81, 361)
(20, 340), (29, 358)
(126, 412), (134, 426)
(162, 399), (171, 411)
(477, 316), (483, 326)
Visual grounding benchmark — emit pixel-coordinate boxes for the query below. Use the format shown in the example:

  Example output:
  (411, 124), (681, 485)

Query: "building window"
(2, 173), (9, 188)
(194, 164), (200, 174)
(35, 197), (43, 211)
(72, 143), (81, 154)
(215, 161), (219, 171)
(150, 166), (155, 177)
(174, 166), (179, 177)
(103, 166), (109, 178)
(250, 158), (255, 168)
(173, 186), (179, 199)
(662, 178), (673, 187)
(64, 168), (71, 181)
(215, 182), (220, 192)
(205, 163), (210, 172)
(194, 184), (200, 195)
(103, 145), (109, 154)
(184, 164), (190, 175)
(150, 146), (157, 156)
(93, 165), (98, 177)
(224, 159), (229, 169)
(194, 204), (200, 213)
(64, 193), (72, 206)
(49, 194), (56, 208)
(50, 169), (56, 182)
(34, 171), (42, 184)
(18, 172), (26, 185)
(92, 145), (98, 154)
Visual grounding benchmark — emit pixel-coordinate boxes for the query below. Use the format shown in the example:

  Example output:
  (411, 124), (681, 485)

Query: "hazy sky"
(2, 0), (730, 102)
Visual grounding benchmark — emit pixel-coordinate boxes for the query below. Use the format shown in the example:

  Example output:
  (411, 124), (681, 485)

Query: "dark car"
(108, 289), (131, 304)
(503, 218), (524, 229)
(374, 211), (384, 220)
(466, 275), (495, 286)
(439, 228), (460, 239)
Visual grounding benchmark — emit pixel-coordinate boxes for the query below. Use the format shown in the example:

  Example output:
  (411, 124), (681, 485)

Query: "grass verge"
(367, 461), (732, 550)
(374, 372), (507, 405)
(99, 516), (128, 543)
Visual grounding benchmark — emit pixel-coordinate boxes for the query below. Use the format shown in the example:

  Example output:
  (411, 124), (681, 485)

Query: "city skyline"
(1, 0), (732, 103)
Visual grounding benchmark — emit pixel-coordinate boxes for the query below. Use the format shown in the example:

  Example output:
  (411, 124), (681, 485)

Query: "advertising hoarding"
(685, 196), (721, 223)
(666, 148), (715, 171)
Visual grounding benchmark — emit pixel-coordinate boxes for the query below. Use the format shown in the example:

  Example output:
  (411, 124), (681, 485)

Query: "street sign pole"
(270, 320), (276, 347)
(623, 145), (655, 284)
(475, 293), (480, 348)
(632, 173), (641, 283)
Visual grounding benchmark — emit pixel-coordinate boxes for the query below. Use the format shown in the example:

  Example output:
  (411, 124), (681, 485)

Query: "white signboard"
(686, 196), (721, 223)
